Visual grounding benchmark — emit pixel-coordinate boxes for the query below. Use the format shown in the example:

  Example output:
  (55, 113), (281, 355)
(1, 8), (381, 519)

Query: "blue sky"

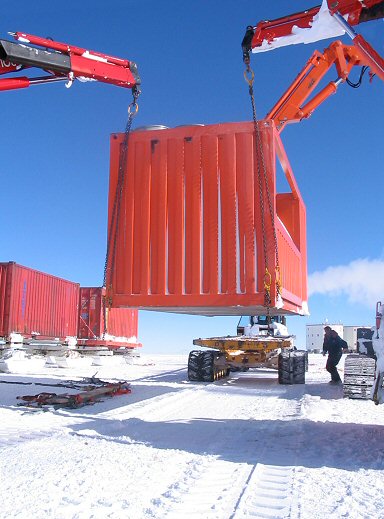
(1, 1), (383, 352)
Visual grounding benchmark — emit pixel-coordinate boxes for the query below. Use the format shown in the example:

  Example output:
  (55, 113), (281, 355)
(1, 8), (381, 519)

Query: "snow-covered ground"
(1, 353), (384, 519)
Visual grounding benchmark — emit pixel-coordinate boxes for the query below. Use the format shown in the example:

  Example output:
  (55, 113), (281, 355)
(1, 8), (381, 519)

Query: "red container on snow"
(77, 287), (141, 349)
(107, 121), (308, 316)
(0, 262), (80, 341)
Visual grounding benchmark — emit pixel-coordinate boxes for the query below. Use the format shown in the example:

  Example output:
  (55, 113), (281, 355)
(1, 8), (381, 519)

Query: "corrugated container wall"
(78, 287), (139, 343)
(107, 121), (308, 316)
(0, 262), (79, 340)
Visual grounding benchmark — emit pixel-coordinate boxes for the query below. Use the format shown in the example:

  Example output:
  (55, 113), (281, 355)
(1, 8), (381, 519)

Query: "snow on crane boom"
(0, 31), (140, 91)
(242, 0), (384, 57)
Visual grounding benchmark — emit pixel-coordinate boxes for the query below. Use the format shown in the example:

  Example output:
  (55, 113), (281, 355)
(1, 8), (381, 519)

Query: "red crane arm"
(243, 0), (384, 56)
(0, 31), (140, 92)
(242, 1), (384, 133)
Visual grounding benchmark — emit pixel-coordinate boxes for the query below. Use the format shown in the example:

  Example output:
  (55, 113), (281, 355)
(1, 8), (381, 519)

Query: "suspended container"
(106, 121), (308, 316)
(77, 287), (141, 350)
(0, 261), (79, 343)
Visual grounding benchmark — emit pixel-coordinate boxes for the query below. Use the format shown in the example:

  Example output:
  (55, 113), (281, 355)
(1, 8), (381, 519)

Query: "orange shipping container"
(107, 121), (308, 316)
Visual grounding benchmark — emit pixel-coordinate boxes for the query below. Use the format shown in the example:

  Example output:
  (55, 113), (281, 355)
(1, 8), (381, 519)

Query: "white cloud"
(308, 258), (384, 307)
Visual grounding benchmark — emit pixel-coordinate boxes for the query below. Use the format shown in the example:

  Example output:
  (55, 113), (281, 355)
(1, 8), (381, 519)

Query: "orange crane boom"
(267, 38), (383, 132)
(242, 2), (384, 132)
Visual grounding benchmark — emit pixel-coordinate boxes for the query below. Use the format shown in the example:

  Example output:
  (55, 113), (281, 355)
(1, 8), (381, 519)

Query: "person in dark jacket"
(322, 326), (348, 384)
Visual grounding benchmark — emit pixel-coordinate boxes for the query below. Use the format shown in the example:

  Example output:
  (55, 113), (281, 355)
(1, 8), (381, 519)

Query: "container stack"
(0, 262), (141, 354)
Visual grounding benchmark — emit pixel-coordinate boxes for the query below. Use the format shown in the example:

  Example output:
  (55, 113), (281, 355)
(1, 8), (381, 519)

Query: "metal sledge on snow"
(17, 379), (131, 408)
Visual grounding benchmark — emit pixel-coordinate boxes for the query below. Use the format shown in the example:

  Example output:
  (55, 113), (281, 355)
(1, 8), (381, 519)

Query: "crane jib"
(0, 33), (140, 90)
(0, 39), (71, 75)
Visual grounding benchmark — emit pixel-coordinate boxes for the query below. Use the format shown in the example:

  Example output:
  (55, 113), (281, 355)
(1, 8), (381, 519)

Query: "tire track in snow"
(150, 455), (294, 518)
(101, 378), (227, 422)
(154, 450), (296, 518)
(229, 392), (305, 519)
(146, 385), (305, 518)
(101, 371), (306, 518)
(101, 380), (255, 517)
(231, 464), (294, 519)
(155, 457), (252, 519)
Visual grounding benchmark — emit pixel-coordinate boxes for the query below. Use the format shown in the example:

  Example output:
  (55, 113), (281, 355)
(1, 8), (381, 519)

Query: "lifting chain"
(101, 86), (140, 338)
(244, 64), (282, 319)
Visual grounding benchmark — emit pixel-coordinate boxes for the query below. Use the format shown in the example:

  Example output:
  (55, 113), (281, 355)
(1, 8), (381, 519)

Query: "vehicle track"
(160, 458), (252, 518)
(131, 374), (306, 518)
(231, 464), (294, 518)
(101, 374), (229, 422)
(1, 364), (306, 517)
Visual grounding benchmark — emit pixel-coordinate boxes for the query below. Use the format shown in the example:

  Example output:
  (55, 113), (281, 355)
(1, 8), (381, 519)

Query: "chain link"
(102, 87), (140, 337)
(246, 68), (281, 310)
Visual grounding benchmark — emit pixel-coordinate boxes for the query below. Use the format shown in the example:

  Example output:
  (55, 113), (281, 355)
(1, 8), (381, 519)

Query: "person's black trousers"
(326, 352), (343, 382)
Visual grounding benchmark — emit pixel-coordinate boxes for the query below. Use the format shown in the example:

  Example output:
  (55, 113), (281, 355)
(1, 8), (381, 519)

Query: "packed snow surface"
(1, 353), (384, 518)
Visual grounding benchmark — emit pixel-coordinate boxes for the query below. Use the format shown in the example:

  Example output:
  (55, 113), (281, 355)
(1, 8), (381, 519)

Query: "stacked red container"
(107, 121), (308, 316)
(0, 262), (79, 342)
(77, 287), (141, 349)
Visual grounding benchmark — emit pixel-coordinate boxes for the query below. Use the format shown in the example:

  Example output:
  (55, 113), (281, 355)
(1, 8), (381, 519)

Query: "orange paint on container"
(107, 121), (307, 316)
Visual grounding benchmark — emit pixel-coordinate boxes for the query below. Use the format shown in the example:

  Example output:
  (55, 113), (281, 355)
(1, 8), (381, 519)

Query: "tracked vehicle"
(188, 316), (307, 384)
